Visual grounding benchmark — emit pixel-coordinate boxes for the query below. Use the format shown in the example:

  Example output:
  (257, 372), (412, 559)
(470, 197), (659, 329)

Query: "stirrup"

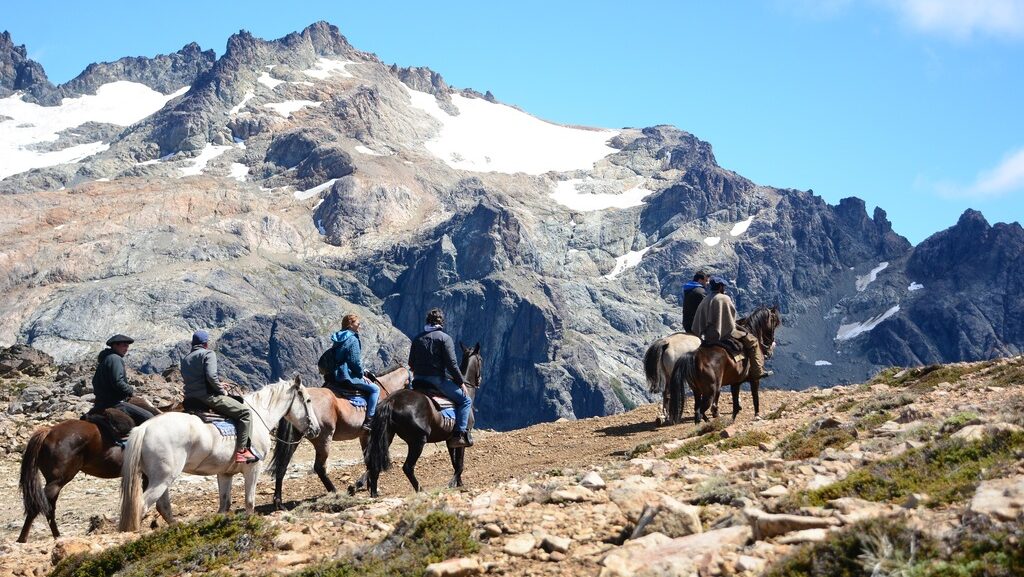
(449, 431), (473, 448)
(235, 448), (259, 464)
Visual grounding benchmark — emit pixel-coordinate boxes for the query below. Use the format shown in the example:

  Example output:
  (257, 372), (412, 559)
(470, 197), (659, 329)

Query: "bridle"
(246, 383), (319, 445)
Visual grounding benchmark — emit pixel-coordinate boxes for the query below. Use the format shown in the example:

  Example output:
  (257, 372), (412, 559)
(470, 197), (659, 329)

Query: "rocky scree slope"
(0, 22), (1021, 430)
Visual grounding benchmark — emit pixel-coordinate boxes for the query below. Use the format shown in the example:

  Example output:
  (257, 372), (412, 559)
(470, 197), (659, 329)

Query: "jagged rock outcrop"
(0, 31), (53, 100)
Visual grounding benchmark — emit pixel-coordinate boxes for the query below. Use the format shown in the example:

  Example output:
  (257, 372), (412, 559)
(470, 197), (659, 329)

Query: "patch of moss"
(777, 426), (856, 461)
(626, 442), (652, 459)
(791, 430), (1024, 508)
(833, 397), (859, 413)
(720, 430), (772, 451)
(50, 514), (273, 577)
(985, 358), (1024, 389)
(940, 411), (981, 435)
(692, 476), (743, 506)
(921, 517), (1024, 577)
(854, 392), (916, 416)
(294, 492), (364, 515)
(764, 517), (940, 577)
(764, 402), (788, 421)
(892, 364), (976, 392)
(292, 510), (479, 577)
(665, 434), (717, 459)
(855, 410), (894, 431)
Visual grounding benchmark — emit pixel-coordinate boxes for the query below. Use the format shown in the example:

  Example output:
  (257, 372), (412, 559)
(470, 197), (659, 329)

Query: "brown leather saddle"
(410, 380), (455, 411)
(82, 407), (135, 441)
(182, 397), (234, 423)
(701, 337), (747, 367)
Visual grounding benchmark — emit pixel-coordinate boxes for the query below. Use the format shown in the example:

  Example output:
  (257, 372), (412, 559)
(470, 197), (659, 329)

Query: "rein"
(244, 386), (312, 446)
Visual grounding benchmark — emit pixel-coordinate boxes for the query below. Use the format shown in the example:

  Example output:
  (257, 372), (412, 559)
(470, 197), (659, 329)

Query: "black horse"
(364, 343), (482, 497)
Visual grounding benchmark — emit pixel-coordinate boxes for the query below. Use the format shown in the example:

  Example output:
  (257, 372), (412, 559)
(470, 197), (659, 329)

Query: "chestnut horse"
(17, 397), (162, 543)
(668, 306), (781, 424)
(269, 365), (413, 507)
(364, 343), (482, 497)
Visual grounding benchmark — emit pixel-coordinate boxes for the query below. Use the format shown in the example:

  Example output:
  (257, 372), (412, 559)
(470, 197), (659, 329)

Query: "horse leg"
(711, 387), (721, 419)
(731, 382), (742, 421)
(751, 380), (761, 419)
(448, 447), (464, 488)
(43, 480), (62, 539)
(217, 474), (233, 513)
(312, 439), (336, 494)
(243, 467), (259, 515)
(155, 490), (176, 526)
(17, 511), (38, 543)
(692, 389), (702, 425)
(402, 437), (427, 493)
(348, 435), (370, 495)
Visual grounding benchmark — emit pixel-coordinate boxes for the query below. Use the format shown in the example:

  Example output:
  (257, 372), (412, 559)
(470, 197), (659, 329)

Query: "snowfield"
(603, 247), (652, 279)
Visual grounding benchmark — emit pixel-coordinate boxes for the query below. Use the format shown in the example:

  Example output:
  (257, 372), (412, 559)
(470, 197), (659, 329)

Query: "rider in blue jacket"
(331, 314), (379, 431)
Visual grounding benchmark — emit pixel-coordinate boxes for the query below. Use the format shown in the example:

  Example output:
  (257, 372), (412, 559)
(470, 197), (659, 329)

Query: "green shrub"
(626, 442), (652, 459)
(764, 402), (788, 421)
(765, 517), (940, 577)
(777, 426), (856, 460)
(720, 430), (772, 451)
(856, 410), (894, 431)
(791, 430), (1024, 508)
(50, 514), (273, 577)
(292, 510), (479, 577)
(692, 476), (743, 506)
(665, 434), (717, 458)
(940, 412), (981, 435)
(854, 392), (916, 416)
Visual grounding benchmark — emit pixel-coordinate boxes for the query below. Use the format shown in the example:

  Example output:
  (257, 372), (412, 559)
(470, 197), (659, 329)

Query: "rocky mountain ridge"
(0, 22), (1021, 430)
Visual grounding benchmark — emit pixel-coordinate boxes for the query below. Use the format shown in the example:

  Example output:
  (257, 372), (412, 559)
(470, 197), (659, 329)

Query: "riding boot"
(449, 430), (473, 448)
(361, 414), (373, 432)
(739, 331), (768, 380)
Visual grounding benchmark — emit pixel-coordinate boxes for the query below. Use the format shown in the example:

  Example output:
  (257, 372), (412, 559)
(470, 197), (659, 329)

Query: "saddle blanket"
(211, 420), (236, 437)
(346, 395), (367, 408)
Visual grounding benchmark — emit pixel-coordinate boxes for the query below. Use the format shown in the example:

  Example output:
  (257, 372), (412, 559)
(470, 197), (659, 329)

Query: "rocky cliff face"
(0, 22), (1020, 429)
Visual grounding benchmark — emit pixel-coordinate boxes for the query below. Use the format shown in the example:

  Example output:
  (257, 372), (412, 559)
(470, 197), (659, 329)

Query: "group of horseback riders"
(89, 307), (476, 467)
(682, 270), (772, 381)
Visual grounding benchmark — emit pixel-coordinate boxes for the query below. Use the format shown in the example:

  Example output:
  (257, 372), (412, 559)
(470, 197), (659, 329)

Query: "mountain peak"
(0, 30), (54, 99)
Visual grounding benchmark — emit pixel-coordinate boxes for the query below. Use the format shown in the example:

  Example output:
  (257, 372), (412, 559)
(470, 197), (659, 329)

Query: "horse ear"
(473, 342), (480, 355)
(293, 374), (302, 387)
(460, 341), (469, 354)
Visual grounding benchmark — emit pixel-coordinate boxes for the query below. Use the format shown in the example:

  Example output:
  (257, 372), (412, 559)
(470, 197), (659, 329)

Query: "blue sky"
(5, 0), (1023, 243)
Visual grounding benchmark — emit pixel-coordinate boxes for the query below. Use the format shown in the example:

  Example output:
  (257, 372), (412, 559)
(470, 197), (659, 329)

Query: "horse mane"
(739, 306), (776, 337)
(376, 364), (406, 377)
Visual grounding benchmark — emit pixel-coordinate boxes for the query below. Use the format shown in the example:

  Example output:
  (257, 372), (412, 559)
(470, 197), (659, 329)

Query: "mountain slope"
(0, 22), (1020, 429)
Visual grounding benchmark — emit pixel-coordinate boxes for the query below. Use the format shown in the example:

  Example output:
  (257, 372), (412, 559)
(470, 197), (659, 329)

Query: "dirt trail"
(0, 391), (788, 542)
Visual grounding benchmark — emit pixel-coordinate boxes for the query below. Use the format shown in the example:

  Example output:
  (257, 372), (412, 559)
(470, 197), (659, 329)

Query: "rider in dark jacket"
(408, 308), (473, 448)
(330, 314), (379, 431)
(682, 270), (708, 334)
(92, 334), (153, 424)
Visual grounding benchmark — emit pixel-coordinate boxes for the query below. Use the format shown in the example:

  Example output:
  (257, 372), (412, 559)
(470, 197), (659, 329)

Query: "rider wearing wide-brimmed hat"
(180, 330), (258, 463)
(92, 334), (154, 424)
(691, 277), (772, 380)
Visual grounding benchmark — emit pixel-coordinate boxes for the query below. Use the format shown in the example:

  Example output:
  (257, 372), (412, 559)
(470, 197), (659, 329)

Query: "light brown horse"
(643, 332), (701, 425)
(269, 365), (412, 508)
(18, 397), (163, 543)
(668, 306), (781, 424)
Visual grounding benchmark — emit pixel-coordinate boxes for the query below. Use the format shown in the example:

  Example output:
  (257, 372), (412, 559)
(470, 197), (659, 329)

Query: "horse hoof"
(655, 416), (665, 427)
(754, 414), (763, 421)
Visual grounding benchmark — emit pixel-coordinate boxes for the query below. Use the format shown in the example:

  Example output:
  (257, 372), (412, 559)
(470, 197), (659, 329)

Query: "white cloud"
(931, 147), (1024, 198)
(890, 0), (1024, 40)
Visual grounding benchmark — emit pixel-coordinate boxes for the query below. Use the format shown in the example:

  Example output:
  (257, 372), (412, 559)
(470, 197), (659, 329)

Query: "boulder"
(550, 485), (596, 503)
(0, 345), (54, 377)
(969, 475), (1024, 522)
(581, 471), (607, 490)
(744, 508), (840, 540)
(600, 526), (751, 577)
(425, 557), (484, 577)
(503, 534), (536, 557)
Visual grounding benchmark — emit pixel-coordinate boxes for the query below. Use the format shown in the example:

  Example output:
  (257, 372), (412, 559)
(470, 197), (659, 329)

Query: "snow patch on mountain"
(264, 100), (321, 118)
(354, 145), (384, 156)
(730, 215), (755, 236)
(258, 72), (284, 90)
(405, 87), (619, 175)
(229, 163), (249, 181)
(295, 178), (337, 200)
(179, 144), (231, 177)
(909, 282), (924, 292)
(303, 58), (354, 79)
(704, 237), (721, 246)
(603, 246), (652, 279)
(549, 179), (651, 211)
(856, 262), (889, 291)
(0, 81), (186, 179)
(836, 305), (900, 341)
(229, 90), (255, 115)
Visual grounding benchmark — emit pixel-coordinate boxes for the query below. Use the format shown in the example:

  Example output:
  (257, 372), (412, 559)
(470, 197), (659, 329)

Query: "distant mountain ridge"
(0, 22), (1020, 430)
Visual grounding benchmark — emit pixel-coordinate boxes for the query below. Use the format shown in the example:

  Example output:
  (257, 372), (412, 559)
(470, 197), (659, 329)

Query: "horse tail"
(643, 340), (667, 393)
(118, 425), (146, 532)
(669, 352), (696, 423)
(269, 418), (300, 484)
(20, 428), (52, 521)
(364, 400), (394, 475)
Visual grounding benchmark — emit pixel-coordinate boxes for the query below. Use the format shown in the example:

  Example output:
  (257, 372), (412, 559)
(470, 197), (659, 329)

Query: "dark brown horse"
(364, 343), (482, 498)
(17, 397), (163, 543)
(668, 306), (781, 424)
(268, 365), (413, 508)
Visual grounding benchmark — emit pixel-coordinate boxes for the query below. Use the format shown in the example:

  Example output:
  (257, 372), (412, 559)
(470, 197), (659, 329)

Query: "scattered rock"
(759, 485), (788, 498)
(776, 528), (831, 544)
(601, 526), (751, 577)
(273, 531), (312, 551)
(51, 538), (95, 564)
(550, 485), (596, 503)
(903, 493), (930, 509)
(503, 534), (536, 557)
(744, 508), (839, 540)
(969, 475), (1024, 522)
(541, 535), (572, 554)
(581, 471), (606, 490)
(425, 557), (484, 577)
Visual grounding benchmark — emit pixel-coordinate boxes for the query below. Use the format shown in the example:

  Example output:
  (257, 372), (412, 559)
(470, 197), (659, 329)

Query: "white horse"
(119, 376), (321, 532)
(643, 332), (701, 425)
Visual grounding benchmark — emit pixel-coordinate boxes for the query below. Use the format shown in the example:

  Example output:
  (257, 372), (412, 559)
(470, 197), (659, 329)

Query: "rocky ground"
(1, 349), (1022, 576)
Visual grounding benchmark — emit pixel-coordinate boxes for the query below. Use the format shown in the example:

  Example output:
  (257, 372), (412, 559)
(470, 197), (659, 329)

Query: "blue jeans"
(343, 378), (380, 418)
(420, 375), (472, 433)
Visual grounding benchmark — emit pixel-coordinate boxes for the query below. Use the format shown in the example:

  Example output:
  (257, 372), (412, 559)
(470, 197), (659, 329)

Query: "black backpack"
(317, 344), (339, 381)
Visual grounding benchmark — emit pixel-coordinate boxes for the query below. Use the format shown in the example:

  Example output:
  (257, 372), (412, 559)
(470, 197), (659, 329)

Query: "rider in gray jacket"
(181, 330), (257, 463)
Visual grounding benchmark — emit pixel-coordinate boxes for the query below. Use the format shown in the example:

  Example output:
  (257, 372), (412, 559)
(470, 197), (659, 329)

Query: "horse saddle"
(182, 397), (231, 423)
(82, 407), (135, 441)
(410, 380), (455, 411)
(324, 381), (368, 408)
(701, 337), (745, 359)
